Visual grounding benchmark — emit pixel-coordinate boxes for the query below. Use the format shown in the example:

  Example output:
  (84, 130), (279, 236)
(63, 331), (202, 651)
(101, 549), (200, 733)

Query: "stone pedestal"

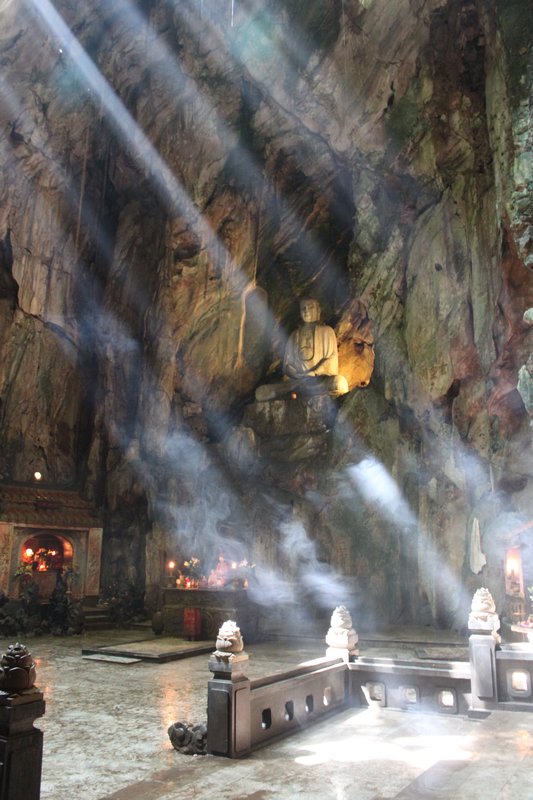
(469, 632), (498, 713)
(0, 690), (46, 800)
(241, 395), (338, 463)
(468, 588), (501, 714)
(207, 653), (251, 758)
(243, 395), (337, 437)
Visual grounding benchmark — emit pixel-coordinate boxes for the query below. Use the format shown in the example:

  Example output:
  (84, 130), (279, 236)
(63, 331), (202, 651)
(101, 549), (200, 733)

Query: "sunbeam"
(1, 0), (522, 645)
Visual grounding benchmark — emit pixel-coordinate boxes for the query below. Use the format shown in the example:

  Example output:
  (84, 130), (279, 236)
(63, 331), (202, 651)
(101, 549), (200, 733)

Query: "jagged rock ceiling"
(0, 0), (532, 629)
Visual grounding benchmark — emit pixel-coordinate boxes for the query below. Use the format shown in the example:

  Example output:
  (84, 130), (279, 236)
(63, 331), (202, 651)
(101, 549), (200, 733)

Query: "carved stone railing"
(249, 657), (350, 749)
(204, 596), (533, 758)
(206, 610), (357, 757)
(207, 653), (350, 758)
(348, 656), (471, 715)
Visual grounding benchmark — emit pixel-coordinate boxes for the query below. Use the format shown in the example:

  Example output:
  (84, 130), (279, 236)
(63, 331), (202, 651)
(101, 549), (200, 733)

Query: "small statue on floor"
(168, 721), (207, 755)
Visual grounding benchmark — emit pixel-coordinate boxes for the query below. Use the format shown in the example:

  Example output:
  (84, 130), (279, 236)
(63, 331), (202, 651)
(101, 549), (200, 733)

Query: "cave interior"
(0, 0), (532, 640)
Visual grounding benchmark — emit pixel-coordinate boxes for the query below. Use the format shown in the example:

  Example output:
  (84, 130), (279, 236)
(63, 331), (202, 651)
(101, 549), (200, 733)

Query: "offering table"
(161, 587), (260, 642)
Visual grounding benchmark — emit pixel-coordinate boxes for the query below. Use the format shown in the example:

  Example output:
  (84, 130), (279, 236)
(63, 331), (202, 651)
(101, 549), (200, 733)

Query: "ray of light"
(26, 0), (233, 272)
(4, 0), (505, 634)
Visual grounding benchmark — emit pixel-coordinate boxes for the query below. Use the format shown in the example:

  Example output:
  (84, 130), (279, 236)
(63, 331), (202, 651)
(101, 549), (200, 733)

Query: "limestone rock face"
(0, 0), (531, 628)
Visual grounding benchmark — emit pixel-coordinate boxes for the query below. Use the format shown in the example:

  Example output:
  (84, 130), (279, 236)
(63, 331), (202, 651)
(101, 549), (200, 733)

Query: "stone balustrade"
(204, 596), (533, 758)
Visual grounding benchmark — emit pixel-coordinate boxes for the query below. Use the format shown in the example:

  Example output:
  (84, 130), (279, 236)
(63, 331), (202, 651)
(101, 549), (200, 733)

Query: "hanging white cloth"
(469, 516), (487, 574)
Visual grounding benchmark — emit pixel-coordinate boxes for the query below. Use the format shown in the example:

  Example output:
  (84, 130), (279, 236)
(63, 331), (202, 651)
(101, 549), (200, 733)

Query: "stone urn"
(0, 643), (37, 692)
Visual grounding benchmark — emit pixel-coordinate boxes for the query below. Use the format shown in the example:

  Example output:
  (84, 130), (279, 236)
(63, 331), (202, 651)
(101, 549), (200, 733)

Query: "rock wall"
(0, 0), (531, 629)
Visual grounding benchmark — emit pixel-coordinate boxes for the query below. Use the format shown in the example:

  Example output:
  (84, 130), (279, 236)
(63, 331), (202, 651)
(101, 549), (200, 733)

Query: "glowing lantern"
(506, 552), (520, 578)
(505, 547), (524, 616)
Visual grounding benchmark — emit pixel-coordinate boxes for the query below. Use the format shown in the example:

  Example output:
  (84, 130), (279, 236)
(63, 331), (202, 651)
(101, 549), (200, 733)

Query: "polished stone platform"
(22, 627), (533, 799)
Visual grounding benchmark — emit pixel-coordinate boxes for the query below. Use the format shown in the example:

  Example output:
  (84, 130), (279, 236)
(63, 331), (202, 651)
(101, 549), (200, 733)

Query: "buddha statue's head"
(299, 298), (321, 324)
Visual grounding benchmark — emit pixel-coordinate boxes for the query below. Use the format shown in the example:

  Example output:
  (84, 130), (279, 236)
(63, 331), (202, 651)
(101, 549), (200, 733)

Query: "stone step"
(82, 607), (112, 630)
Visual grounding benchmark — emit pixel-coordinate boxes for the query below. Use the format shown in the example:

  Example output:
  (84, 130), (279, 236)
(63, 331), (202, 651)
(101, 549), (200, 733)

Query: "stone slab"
(415, 646), (470, 661)
(81, 654), (143, 664)
(81, 636), (214, 663)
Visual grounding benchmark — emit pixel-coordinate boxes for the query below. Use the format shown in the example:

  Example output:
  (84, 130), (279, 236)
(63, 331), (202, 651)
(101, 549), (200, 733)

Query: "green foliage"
(0, 586), (38, 637)
(13, 562), (33, 579)
(0, 573), (82, 637)
(101, 579), (145, 626)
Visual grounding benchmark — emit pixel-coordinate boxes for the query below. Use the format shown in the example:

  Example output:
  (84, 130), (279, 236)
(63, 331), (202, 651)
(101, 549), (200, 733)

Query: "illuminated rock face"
(0, 0), (531, 628)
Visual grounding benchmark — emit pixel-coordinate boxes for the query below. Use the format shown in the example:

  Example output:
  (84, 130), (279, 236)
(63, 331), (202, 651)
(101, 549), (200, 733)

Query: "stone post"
(206, 620), (251, 758)
(0, 644), (46, 800)
(468, 588), (501, 715)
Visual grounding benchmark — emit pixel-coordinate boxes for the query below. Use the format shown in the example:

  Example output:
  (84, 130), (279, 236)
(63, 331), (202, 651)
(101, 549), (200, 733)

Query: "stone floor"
(17, 627), (533, 799)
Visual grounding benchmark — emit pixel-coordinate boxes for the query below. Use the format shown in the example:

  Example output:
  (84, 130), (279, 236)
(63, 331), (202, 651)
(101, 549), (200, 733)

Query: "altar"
(161, 588), (260, 643)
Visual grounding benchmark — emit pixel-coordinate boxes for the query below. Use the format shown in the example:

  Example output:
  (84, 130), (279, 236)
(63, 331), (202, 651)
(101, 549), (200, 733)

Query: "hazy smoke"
(347, 456), (417, 529)
(279, 518), (354, 610)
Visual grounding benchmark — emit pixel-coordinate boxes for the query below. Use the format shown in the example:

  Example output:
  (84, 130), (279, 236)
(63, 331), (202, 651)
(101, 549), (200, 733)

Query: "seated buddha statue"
(255, 298), (348, 401)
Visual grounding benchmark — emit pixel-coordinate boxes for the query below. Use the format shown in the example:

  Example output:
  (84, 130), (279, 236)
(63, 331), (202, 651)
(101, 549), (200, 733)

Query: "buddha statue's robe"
(256, 315), (348, 402)
(283, 323), (339, 379)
